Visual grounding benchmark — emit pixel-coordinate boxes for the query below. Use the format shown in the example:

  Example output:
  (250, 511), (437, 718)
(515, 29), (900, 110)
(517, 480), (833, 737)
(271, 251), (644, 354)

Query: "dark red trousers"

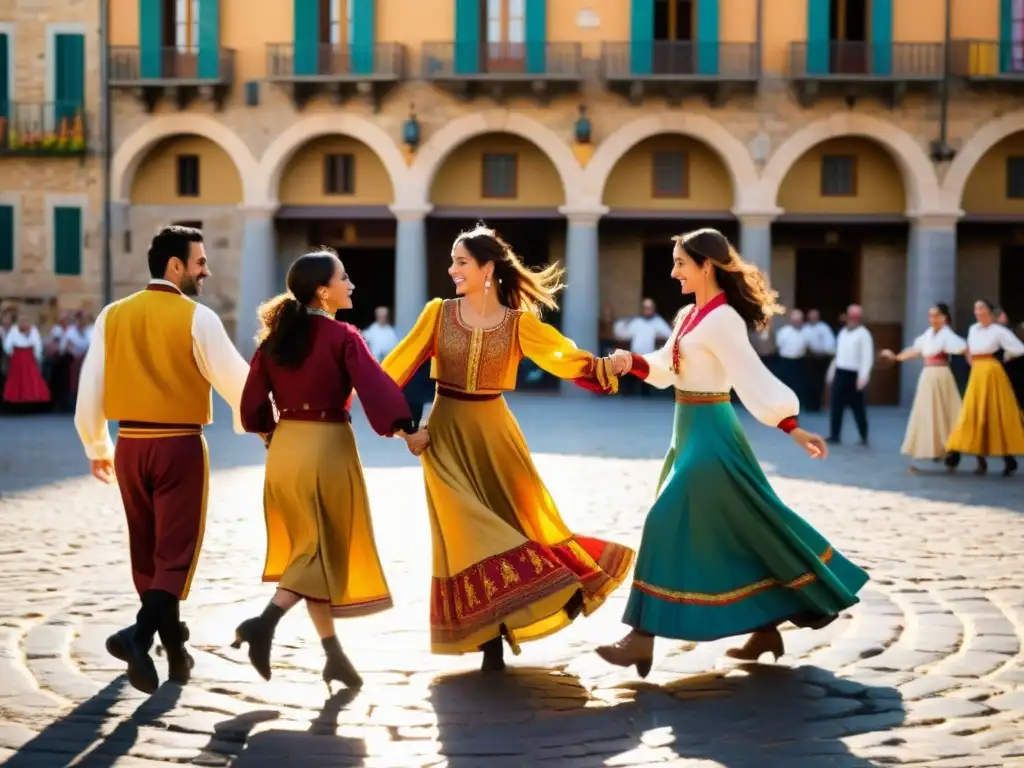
(114, 423), (209, 600)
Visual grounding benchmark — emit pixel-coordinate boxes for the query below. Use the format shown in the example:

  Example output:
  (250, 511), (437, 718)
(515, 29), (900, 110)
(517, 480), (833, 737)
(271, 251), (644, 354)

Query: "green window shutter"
(630, 0), (653, 75)
(351, 0), (375, 75)
(696, 0), (719, 75)
(1000, 0), (1013, 73)
(525, 0), (547, 74)
(806, 0), (830, 75)
(0, 34), (8, 122)
(54, 207), (82, 276)
(54, 34), (85, 125)
(198, 0), (221, 79)
(870, 0), (893, 75)
(454, 0), (480, 75)
(294, 0), (320, 76)
(0, 206), (13, 272)
(140, 0), (164, 78)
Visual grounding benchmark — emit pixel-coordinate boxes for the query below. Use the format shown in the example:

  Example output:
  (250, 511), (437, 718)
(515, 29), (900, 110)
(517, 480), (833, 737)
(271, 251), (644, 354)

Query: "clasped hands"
(609, 349), (633, 376)
(401, 427), (430, 456)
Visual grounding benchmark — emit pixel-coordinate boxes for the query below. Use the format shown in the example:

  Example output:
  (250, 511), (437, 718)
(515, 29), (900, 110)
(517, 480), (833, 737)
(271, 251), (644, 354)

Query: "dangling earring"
(482, 276), (492, 313)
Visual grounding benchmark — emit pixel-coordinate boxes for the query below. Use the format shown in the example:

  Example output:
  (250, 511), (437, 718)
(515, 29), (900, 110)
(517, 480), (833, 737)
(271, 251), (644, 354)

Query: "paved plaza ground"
(0, 394), (1022, 767)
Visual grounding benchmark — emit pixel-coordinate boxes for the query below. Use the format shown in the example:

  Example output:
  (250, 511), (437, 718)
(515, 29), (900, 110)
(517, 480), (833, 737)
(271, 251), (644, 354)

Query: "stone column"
(236, 205), (278, 358)
(558, 206), (606, 396)
(901, 212), (960, 405)
(391, 204), (432, 336)
(734, 210), (778, 277)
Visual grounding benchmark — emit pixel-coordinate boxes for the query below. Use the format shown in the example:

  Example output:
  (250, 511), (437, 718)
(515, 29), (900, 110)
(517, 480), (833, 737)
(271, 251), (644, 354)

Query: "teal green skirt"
(622, 396), (868, 642)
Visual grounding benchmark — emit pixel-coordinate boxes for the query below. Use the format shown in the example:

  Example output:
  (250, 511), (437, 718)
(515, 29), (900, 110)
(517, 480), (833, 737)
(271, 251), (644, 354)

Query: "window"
(324, 153), (355, 195)
(1012, 0), (1024, 71)
(821, 154), (857, 196)
(328, 0), (353, 45)
(0, 32), (9, 123)
(482, 153), (517, 198)
(0, 205), (13, 272)
(176, 155), (200, 197)
(53, 206), (82, 276)
(175, 0), (200, 50)
(652, 151), (688, 197)
(1008, 156), (1024, 199)
(53, 32), (85, 125)
(487, 0), (525, 44)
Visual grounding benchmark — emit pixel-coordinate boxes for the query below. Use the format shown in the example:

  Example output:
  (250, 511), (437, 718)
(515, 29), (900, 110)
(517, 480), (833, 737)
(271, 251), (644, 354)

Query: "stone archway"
(941, 109), (1024, 210)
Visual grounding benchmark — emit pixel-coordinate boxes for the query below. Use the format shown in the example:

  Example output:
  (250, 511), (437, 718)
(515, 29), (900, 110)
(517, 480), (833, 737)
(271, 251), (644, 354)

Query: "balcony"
(788, 41), (944, 107)
(0, 103), (88, 159)
(108, 46), (236, 111)
(420, 42), (583, 103)
(602, 41), (759, 105)
(266, 43), (405, 110)
(951, 40), (1024, 91)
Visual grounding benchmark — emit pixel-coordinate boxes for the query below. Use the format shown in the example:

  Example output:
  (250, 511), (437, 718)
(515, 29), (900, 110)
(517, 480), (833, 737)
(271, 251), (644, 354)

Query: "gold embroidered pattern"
(499, 559), (520, 587)
(480, 565), (498, 600)
(434, 300), (470, 390)
(454, 589), (464, 618)
(463, 575), (480, 608)
(433, 299), (518, 393)
(475, 311), (518, 390)
(526, 548), (547, 575)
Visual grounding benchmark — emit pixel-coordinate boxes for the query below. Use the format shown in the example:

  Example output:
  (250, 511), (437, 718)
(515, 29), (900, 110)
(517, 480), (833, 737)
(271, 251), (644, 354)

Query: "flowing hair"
(453, 224), (565, 316)
(255, 249), (339, 368)
(673, 228), (784, 332)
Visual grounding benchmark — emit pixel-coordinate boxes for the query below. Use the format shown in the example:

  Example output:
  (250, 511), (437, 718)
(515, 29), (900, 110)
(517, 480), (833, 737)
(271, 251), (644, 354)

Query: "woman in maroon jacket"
(235, 249), (428, 691)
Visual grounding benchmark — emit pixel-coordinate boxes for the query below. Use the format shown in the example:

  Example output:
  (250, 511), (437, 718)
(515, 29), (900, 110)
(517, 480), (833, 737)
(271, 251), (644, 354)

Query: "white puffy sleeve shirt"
(967, 323), (1024, 361)
(914, 326), (967, 356)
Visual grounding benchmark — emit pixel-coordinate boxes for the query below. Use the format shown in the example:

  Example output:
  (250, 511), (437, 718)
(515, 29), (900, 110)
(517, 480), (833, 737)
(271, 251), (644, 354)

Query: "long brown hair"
(673, 228), (784, 331)
(453, 224), (564, 316)
(255, 250), (338, 367)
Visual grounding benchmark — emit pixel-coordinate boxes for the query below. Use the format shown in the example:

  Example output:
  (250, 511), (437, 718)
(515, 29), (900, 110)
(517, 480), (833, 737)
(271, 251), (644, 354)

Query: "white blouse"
(967, 322), (1024, 360)
(642, 302), (799, 427)
(2, 326), (43, 364)
(913, 326), (967, 357)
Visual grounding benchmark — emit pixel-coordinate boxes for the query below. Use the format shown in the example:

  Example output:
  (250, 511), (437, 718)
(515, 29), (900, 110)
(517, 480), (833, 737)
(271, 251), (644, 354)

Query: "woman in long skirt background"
(598, 228), (868, 677)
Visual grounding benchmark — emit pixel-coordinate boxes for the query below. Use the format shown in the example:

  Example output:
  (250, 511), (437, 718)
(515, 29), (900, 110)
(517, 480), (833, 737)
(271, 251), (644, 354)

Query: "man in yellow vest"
(74, 225), (250, 694)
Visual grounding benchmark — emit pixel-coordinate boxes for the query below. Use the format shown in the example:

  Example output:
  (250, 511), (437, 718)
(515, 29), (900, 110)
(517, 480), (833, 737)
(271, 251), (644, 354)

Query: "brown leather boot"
(595, 631), (654, 678)
(725, 628), (785, 662)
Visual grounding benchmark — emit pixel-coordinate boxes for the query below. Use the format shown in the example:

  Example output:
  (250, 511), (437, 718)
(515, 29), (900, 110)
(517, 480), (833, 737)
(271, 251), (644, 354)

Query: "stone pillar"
(558, 206), (606, 396)
(901, 212), (960, 405)
(735, 211), (778, 277)
(236, 206), (278, 358)
(391, 205), (432, 336)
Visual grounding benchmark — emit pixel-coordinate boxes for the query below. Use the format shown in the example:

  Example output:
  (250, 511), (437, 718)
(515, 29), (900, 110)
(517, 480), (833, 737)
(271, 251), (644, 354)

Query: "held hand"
(856, 377), (868, 391)
(609, 349), (632, 376)
(404, 428), (430, 456)
(90, 458), (115, 484)
(880, 349), (896, 360)
(791, 428), (827, 459)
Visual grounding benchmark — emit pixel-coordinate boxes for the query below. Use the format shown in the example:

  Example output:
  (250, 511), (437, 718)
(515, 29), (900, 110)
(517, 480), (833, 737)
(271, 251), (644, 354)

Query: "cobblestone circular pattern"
(0, 398), (1022, 767)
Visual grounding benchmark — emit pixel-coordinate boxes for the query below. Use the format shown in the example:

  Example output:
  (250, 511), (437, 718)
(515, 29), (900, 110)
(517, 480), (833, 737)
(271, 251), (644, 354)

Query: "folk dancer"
(597, 229), (867, 676)
(233, 251), (428, 691)
(381, 225), (635, 671)
(74, 225), (250, 693)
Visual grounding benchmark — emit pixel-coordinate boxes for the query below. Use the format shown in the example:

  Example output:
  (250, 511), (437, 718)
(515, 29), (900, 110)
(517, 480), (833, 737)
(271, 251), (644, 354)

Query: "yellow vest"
(103, 288), (212, 424)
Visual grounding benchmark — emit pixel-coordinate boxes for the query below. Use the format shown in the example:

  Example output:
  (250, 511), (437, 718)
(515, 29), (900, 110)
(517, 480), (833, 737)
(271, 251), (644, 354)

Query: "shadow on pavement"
(3, 678), (181, 767)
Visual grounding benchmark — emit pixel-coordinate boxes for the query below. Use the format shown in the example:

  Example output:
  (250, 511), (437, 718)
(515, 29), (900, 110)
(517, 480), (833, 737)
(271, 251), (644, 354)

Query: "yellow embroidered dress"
(382, 298), (635, 655)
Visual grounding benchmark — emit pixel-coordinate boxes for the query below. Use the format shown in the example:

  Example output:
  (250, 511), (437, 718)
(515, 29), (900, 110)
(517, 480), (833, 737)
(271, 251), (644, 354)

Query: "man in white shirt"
(614, 298), (674, 397)
(775, 309), (809, 406)
(802, 308), (836, 412)
(826, 304), (874, 445)
(362, 306), (398, 362)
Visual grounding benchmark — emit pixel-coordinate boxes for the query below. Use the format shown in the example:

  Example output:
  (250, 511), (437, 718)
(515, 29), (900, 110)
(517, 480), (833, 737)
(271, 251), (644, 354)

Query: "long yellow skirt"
(261, 420), (392, 617)
(901, 366), (963, 459)
(946, 358), (1024, 457)
(422, 393), (635, 655)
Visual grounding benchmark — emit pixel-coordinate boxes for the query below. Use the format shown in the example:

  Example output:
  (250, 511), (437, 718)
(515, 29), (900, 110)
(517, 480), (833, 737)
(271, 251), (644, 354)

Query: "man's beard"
(180, 275), (200, 296)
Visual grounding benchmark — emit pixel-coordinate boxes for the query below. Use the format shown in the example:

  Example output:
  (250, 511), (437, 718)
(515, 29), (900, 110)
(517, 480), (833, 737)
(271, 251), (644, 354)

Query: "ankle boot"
(231, 603), (285, 681)
(725, 628), (785, 662)
(595, 630), (654, 678)
(564, 590), (584, 621)
(322, 635), (362, 693)
(975, 456), (988, 475)
(1004, 455), (1018, 477)
(479, 636), (505, 672)
(117, 590), (173, 694)
(157, 610), (194, 685)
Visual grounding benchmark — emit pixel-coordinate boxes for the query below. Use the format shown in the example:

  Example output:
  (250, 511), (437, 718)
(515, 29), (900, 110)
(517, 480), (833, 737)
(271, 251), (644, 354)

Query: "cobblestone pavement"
(0, 395), (1022, 767)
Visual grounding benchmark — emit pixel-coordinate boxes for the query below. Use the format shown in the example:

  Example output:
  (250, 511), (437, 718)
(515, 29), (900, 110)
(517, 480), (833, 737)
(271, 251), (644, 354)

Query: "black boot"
(480, 636), (505, 672)
(157, 600), (194, 685)
(109, 590), (173, 694)
(944, 451), (961, 472)
(321, 635), (362, 693)
(231, 602), (285, 681)
(564, 590), (584, 621)
(975, 456), (988, 475)
(1004, 455), (1018, 477)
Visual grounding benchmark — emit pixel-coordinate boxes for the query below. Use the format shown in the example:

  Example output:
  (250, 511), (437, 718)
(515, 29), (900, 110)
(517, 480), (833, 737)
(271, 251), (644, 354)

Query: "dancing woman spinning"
(598, 228), (869, 676)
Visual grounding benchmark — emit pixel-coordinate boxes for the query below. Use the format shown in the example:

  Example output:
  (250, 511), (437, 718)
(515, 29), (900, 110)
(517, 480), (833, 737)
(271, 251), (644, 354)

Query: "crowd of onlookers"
(0, 305), (94, 414)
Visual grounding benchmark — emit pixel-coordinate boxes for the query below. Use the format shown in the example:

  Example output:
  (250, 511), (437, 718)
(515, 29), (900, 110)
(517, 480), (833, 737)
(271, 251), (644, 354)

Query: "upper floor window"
(652, 151), (688, 197)
(821, 155), (857, 197)
(486, 0), (525, 44)
(177, 155), (200, 197)
(326, 0), (353, 45)
(173, 0), (200, 51)
(482, 153), (517, 198)
(1008, 156), (1024, 199)
(324, 153), (355, 195)
(1012, 0), (1024, 71)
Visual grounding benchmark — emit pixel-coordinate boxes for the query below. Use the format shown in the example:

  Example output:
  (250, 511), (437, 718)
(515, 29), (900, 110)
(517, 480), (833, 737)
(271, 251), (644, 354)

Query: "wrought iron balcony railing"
(420, 41), (582, 79)
(0, 102), (88, 156)
(602, 41), (760, 79)
(108, 46), (236, 84)
(266, 42), (404, 80)
(950, 39), (1024, 79)
(789, 41), (944, 79)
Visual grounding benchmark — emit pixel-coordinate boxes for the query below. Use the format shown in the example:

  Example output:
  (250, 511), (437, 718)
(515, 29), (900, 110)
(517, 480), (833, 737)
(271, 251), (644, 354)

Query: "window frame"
(0, 199), (17, 273)
(176, 154), (201, 198)
(481, 152), (518, 199)
(323, 153), (356, 196)
(820, 154), (858, 197)
(651, 150), (689, 198)
(52, 203), (84, 277)
(1007, 155), (1024, 199)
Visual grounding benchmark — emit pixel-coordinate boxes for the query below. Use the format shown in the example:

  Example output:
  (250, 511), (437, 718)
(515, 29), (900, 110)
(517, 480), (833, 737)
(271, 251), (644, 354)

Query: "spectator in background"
(362, 306), (398, 362)
(775, 309), (809, 407)
(60, 312), (91, 405)
(614, 298), (674, 397)
(0, 308), (15, 396)
(996, 307), (1024, 408)
(802, 308), (836, 412)
(827, 304), (874, 446)
(2, 313), (50, 412)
